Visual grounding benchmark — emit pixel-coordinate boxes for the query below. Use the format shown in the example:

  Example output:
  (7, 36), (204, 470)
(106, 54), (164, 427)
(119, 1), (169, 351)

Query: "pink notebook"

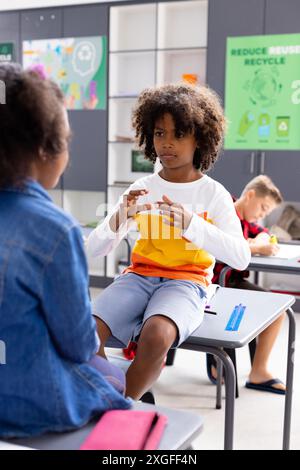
(80, 410), (167, 450)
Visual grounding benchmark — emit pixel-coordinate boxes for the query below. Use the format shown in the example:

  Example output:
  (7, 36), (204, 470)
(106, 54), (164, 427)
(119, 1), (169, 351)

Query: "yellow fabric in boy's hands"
(136, 212), (182, 241)
(133, 212), (213, 269)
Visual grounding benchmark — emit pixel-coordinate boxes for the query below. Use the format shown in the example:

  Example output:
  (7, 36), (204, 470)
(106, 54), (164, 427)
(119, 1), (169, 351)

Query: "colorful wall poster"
(23, 36), (107, 110)
(0, 43), (14, 63)
(224, 34), (300, 150)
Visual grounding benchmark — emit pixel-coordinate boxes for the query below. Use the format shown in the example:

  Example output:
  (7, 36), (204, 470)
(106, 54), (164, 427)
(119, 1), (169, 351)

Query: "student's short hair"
(0, 63), (67, 189)
(242, 175), (283, 205)
(132, 83), (226, 172)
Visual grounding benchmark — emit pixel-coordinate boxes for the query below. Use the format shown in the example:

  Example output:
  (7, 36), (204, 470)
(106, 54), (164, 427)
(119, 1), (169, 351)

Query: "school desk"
(178, 287), (295, 450)
(3, 402), (203, 451)
(217, 243), (300, 407)
(219, 243), (300, 285)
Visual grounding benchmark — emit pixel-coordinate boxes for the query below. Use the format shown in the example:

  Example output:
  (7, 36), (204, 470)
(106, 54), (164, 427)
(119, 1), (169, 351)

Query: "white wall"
(0, 0), (128, 11)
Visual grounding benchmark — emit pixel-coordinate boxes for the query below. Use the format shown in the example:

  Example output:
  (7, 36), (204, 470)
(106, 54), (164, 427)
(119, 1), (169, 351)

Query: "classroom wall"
(2, 0), (299, 299)
(0, 0), (125, 11)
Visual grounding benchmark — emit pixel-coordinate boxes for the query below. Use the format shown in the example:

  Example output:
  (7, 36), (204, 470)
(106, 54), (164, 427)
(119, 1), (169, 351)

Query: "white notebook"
(275, 244), (300, 260)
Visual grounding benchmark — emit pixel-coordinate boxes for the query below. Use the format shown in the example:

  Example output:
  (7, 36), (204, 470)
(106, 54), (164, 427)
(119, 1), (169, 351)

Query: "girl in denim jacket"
(0, 63), (130, 438)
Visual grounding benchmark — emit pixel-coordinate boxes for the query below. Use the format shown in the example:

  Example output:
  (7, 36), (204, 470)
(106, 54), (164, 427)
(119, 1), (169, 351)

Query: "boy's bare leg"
(249, 311), (286, 390)
(94, 317), (112, 359)
(125, 315), (178, 400)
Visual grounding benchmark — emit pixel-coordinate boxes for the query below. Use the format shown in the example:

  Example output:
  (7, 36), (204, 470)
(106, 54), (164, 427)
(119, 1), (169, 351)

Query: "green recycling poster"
(224, 34), (300, 150)
(0, 43), (14, 63)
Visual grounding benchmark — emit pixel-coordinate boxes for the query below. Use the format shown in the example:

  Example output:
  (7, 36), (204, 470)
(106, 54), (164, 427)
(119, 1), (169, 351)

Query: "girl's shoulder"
(42, 200), (78, 234)
(1, 190), (81, 264)
(18, 191), (81, 250)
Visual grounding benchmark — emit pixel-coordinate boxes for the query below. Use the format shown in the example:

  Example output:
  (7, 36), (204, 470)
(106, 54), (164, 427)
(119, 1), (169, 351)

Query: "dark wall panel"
(21, 9), (63, 40)
(265, 0), (300, 34)
(66, 110), (107, 191)
(63, 4), (108, 37)
(20, 9), (63, 190)
(0, 12), (20, 63)
(206, 0), (265, 100)
(63, 4), (108, 191)
(264, 0), (300, 202)
(206, 0), (265, 195)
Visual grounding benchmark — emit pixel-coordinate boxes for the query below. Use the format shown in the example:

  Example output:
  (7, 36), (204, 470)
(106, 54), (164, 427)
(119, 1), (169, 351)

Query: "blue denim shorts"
(92, 273), (207, 348)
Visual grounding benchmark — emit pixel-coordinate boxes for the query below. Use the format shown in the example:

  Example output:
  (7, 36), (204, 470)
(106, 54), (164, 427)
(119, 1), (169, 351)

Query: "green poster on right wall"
(224, 34), (300, 150)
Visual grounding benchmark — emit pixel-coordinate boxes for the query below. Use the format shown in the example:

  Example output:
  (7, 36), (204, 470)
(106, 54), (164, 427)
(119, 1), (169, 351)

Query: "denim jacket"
(0, 180), (130, 438)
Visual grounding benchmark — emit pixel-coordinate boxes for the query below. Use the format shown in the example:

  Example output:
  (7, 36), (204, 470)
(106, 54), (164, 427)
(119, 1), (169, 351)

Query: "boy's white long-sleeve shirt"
(87, 174), (251, 286)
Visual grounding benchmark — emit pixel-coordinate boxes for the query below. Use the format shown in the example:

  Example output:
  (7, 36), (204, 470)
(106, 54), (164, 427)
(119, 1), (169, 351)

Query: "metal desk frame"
(179, 287), (295, 450)
(217, 257), (299, 450)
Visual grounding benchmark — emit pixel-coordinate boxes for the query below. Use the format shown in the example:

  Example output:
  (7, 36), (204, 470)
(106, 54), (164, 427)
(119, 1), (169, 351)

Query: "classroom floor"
(90, 288), (300, 450)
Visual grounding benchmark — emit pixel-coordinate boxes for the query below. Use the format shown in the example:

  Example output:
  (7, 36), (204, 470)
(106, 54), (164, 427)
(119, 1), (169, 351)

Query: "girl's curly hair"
(0, 63), (66, 189)
(132, 83), (226, 172)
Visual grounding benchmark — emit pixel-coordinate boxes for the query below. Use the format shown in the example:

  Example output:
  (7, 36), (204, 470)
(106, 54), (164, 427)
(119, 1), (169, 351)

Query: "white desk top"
(275, 243), (300, 259)
(183, 287), (294, 349)
(249, 247), (300, 273)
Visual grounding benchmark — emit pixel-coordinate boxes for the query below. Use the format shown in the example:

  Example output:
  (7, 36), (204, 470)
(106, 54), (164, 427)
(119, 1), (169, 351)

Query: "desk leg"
(283, 307), (296, 450)
(213, 348), (236, 450)
(180, 344), (236, 450)
(216, 357), (222, 410)
(216, 267), (230, 411)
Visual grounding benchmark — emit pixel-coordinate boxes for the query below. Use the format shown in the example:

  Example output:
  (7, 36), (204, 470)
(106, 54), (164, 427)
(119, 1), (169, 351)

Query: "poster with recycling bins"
(224, 33), (300, 150)
(23, 36), (107, 110)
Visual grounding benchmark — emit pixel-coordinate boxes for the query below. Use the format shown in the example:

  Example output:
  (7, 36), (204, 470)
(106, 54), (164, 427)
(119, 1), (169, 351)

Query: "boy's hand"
(109, 189), (152, 232)
(250, 241), (279, 256)
(155, 195), (193, 232)
(258, 243), (280, 256)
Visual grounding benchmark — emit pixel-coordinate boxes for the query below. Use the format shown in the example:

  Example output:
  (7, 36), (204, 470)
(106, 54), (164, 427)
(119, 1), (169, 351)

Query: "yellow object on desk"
(269, 235), (278, 244)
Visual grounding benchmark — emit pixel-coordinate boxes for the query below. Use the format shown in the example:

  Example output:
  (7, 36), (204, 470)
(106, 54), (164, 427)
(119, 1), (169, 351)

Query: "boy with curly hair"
(87, 83), (251, 400)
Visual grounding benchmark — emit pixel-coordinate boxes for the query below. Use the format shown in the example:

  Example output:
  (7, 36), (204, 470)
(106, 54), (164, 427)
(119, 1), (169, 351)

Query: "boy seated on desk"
(211, 175), (286, 394)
